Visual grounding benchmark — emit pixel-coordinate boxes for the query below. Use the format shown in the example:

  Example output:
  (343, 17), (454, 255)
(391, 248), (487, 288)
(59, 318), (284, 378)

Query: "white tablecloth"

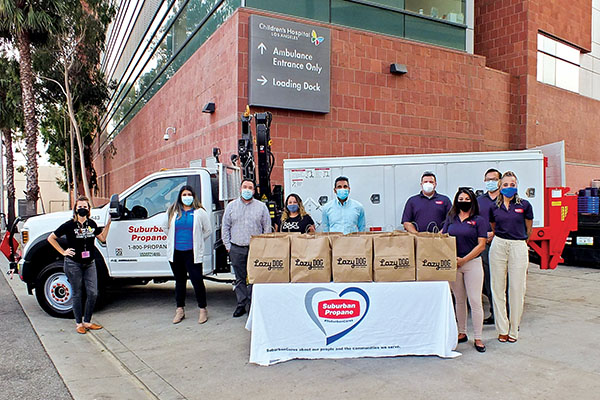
(245, 281), (460, 366)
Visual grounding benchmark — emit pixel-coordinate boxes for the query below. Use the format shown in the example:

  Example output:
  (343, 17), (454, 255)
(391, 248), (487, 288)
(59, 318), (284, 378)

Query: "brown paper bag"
(247, 233), (290, 283)
(290, 234), (332, 283)
(331, 235), (373, 282)
(373, 233), (415, 282)
(414, 232), (457, 281)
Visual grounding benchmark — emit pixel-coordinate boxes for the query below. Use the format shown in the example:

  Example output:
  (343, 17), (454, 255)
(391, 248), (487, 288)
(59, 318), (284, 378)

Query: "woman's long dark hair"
(167, 185), (204, 224)
(448, 188), (479, 219)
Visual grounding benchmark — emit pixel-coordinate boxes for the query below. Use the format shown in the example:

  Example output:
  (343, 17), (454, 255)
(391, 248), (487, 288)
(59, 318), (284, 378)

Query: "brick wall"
(531, 0), (592, 51)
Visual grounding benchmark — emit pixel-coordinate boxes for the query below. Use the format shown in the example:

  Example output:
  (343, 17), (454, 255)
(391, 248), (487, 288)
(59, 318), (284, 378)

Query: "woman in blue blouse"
(165, 185), (212, 324)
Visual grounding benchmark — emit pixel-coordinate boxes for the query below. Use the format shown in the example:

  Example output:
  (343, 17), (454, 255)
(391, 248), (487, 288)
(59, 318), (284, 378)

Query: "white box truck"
(283, 150), (546, 232)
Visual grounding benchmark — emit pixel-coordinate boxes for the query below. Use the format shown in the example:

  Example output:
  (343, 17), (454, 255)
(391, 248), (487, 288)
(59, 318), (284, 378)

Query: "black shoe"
(483, 316), (495, 325)
(233, 306), (246, 318)
(458, 335), (468, 343)
(474, 343), (486, 353)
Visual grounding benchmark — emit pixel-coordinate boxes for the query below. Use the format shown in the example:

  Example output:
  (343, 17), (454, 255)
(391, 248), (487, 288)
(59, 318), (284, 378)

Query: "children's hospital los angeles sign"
(249, 15), (331, 113)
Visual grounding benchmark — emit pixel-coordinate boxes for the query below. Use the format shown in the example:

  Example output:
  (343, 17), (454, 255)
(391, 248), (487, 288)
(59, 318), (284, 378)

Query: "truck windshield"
(122, 176), (189, 219)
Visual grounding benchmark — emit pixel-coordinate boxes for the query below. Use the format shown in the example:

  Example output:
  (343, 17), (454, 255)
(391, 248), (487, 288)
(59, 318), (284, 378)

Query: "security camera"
(164, 127), (176, 141)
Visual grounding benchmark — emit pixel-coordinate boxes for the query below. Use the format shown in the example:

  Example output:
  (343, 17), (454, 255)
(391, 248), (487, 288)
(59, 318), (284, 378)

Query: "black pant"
(481, 243), (493, 315)
(170, 250), (207, 308)
(64, 258), (97, 324)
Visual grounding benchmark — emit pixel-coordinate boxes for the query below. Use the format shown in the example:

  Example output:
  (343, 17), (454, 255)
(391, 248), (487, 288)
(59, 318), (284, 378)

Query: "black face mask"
(76, 208), (89, 217)
(457, 201), (472, 212)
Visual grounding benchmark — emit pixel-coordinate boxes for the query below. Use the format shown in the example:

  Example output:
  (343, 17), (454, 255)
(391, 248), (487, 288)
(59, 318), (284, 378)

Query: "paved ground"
(0, 268), (72, 400)
(2, 257), (600, 400)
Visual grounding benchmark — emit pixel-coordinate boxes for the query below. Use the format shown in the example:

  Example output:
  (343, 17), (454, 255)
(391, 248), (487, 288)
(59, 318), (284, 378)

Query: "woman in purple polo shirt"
(489, 171), (533, 343)
(443, 188), (487, 352)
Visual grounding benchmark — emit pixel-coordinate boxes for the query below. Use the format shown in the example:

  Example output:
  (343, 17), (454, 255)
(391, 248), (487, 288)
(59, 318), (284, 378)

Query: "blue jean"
(64, 258), (98, 324)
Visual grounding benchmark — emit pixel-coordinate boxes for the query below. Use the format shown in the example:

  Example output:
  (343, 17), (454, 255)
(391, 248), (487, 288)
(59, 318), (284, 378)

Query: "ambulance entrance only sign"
(248, 15), (331, 113)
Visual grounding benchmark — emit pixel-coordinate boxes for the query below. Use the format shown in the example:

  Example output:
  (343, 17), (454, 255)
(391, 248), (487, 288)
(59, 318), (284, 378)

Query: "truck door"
(105, 175), (189, 277)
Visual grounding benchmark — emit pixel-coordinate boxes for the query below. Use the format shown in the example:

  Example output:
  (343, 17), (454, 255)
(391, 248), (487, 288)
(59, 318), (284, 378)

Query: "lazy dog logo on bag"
(378, 257), (411, 269)
(335, 257), (368, 269)
(305, 287), (370, 345)
(253, 258), (285, 271)
(421, 258), (453, 270)
(295, 258), (325, 270)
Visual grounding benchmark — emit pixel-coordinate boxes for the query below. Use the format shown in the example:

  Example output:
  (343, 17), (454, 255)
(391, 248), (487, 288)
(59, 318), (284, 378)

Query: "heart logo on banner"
(304, 287), (370, 345)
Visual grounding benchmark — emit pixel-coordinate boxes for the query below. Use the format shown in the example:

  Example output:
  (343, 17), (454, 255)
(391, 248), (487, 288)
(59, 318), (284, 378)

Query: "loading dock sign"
(249, 15), (330, 113)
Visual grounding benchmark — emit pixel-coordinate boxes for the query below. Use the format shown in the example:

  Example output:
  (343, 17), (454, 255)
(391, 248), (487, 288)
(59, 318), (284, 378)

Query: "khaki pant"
(449, 257), (484, 340)
(489, 236), (528, 339)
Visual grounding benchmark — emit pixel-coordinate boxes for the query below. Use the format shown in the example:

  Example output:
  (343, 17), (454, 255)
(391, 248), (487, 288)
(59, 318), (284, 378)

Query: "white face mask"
(422, 182), (435, 194)
(181, 195), (194, 206)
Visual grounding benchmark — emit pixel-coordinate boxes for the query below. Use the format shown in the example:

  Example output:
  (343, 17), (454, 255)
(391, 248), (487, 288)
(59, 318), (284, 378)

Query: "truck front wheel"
(35, 262), (74, 318)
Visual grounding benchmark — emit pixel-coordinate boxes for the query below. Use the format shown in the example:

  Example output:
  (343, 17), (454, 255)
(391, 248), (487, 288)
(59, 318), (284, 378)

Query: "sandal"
(498, 334), (508, 342)
(474, 342), (486, 353)
(507, 336), (517, 343)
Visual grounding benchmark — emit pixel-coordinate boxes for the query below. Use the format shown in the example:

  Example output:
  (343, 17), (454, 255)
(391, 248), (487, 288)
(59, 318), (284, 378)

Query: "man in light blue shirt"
(321, 176), (366, 234)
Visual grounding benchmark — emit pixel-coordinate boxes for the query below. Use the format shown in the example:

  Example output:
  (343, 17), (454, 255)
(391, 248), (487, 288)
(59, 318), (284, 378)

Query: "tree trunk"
(69, 121), (78, 199)
(63, 116), (72, 209)
(16, 31), (39, 215)
(2, 128), (15, 227)
(64, 64), (92, 204)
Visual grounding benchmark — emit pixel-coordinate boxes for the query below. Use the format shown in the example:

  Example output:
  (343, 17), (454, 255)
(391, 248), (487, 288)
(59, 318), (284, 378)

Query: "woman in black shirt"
(48, 196), (111, 334)
(279, 194), (315, 233)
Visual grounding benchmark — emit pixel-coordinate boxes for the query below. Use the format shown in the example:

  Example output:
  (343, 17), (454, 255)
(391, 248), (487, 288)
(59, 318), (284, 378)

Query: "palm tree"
(0, 0), (60, 214)
(0, 55), (21, 226)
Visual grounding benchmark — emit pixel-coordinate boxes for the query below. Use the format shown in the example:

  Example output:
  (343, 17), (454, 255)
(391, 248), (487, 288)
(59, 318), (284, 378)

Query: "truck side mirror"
(109, 194), (121, 220)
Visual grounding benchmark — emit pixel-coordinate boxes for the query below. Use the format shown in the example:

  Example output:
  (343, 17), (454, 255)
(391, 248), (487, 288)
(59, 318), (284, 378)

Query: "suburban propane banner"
(246, 282), (460, 366)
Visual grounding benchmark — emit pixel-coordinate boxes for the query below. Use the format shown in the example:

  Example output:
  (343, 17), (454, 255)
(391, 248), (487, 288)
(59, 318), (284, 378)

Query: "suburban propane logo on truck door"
(111, 222), (168, 261)
(127, 225), (167, 257)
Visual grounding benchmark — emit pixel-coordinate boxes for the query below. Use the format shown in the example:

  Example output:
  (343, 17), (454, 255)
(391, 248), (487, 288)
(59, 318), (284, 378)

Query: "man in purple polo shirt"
(402, 171), (452, 233)
(477, 168), (501, 325)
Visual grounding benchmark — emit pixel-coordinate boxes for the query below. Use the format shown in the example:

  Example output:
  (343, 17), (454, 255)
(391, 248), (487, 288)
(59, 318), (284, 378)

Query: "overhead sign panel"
(249, 15), (331, 113)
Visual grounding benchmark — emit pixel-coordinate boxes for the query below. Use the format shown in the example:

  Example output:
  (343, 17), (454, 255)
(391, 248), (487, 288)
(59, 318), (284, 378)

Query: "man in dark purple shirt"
(402, 171), (452, 233)
(477, 168), (501, 325)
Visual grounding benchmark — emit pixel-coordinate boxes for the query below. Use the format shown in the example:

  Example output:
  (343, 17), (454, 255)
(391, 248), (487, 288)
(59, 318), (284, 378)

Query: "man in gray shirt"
(222, 179), (272, 317)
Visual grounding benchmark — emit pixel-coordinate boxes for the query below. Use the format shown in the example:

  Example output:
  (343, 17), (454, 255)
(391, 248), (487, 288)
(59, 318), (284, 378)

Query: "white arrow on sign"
(257, 75), (267, 86)
(258, 42), (267, 55)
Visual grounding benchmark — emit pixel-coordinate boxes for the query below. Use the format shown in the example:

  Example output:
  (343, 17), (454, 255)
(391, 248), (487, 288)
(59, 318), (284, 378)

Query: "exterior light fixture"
(390, 63), (408, 75)
(202, 102), (216, 113)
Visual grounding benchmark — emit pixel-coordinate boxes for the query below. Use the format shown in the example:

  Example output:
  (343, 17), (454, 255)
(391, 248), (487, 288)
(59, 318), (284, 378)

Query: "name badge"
(435, 201), (444, 205)
(515, 208), (524, 214)
(81, 251), (91, 258)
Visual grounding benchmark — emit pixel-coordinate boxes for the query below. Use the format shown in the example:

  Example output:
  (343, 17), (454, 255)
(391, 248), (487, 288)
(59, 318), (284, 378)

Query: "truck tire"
(35, 262), (74, 319)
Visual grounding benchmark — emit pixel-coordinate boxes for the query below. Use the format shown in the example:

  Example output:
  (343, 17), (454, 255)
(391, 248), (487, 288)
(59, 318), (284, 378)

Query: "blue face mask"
(336, 188), (349, 201)
(287, 204), (299, 213)
(241, 189), (253, 200)
(181, 195), (194, 206)
(500, 187), (518, 198)
(485, 180), (499, 192)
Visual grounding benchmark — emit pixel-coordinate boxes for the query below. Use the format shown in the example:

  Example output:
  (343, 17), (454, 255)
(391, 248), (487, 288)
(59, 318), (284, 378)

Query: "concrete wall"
(9, 165), (69, 216)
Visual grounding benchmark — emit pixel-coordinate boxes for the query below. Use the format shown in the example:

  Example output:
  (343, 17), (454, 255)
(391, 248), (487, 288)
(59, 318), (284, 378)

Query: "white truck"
(18, 164), (240, 317)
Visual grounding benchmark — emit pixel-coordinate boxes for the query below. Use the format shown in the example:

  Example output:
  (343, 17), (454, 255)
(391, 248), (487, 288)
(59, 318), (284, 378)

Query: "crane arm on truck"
(235, 106), (283, 223)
